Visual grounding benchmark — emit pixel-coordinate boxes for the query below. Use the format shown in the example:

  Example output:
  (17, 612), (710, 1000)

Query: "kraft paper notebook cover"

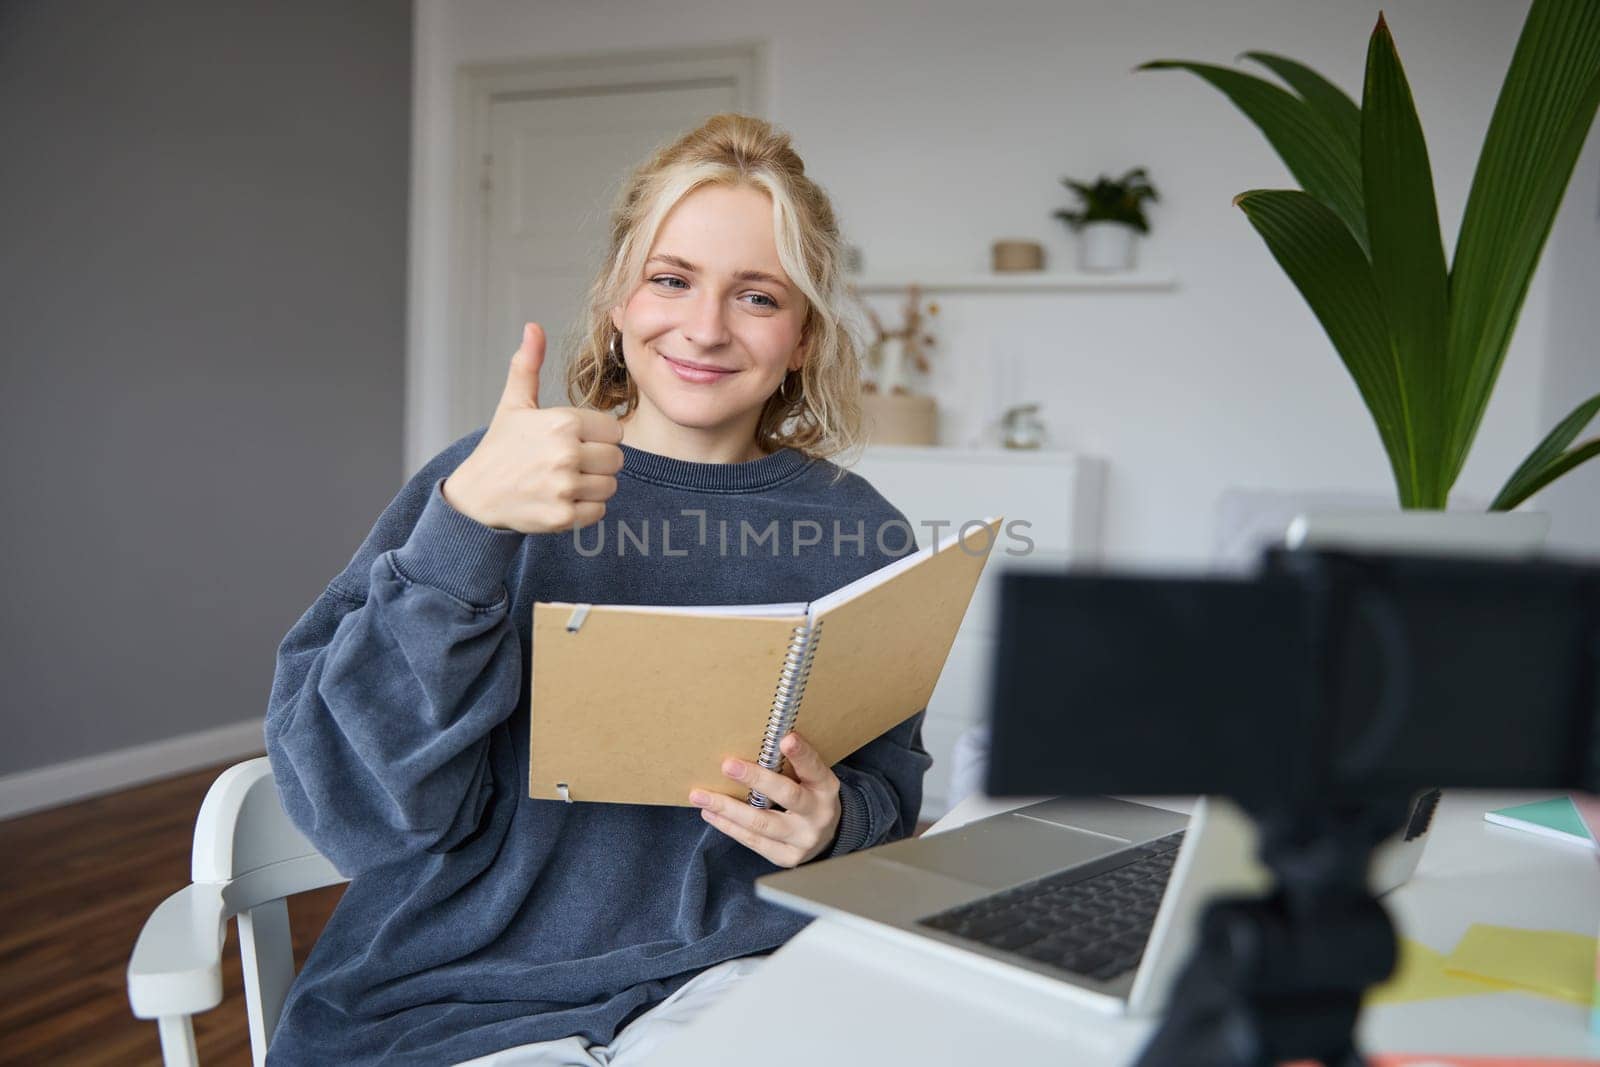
(528, 517), (1002, 807)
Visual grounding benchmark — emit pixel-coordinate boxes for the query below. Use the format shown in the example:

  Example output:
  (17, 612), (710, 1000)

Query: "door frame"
(413, 41), (768, 470)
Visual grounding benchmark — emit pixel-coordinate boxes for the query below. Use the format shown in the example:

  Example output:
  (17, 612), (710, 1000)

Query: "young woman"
(263, 114), (931, 1065)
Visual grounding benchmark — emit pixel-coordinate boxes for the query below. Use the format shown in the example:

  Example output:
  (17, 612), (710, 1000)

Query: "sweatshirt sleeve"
(826, 710), (934, 857)
(264, 443), (528, 877)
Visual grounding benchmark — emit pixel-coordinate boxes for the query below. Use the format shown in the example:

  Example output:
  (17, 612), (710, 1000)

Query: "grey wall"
(0, 1), (412, 774)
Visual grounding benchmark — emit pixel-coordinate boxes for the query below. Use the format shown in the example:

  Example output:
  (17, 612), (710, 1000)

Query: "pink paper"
(1572, 794), (1600, 1035)
(1573, 795), (1600, 846)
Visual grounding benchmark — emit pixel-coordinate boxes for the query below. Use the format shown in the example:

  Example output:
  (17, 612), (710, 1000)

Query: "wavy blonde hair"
(564, 113), (864, 464)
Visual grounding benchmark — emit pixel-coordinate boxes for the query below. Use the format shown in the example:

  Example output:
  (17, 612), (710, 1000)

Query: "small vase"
(875, 336), (910, 395)
(1078, 221), (1137, 272)
(1000, 404), (1046, 449)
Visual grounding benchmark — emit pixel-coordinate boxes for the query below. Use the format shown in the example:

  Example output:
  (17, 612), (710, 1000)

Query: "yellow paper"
(1441, 924), (1597, 1006)
(1365, 937), (1509, 1006)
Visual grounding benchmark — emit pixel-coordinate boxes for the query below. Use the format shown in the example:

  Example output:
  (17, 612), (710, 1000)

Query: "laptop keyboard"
(915, 830), (1186, 983)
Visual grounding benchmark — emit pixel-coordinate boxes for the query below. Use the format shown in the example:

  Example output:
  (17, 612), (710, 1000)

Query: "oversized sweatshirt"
(263, 435), (932, 1065)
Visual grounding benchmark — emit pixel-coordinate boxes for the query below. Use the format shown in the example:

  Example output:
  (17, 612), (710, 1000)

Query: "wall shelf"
(847, 271), (1176, 294)
(859, 444), (1089, 465)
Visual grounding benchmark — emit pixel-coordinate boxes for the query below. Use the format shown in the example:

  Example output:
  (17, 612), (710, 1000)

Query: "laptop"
(759, 794), (1273, 1014)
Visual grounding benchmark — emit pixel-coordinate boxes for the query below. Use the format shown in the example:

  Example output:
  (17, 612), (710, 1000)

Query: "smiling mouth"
(660, 352), (737, 375)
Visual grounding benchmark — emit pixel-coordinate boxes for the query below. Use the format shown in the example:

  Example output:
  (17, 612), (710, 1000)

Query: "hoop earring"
(779, 370), (803, 403)
(608, 330), (626, 372)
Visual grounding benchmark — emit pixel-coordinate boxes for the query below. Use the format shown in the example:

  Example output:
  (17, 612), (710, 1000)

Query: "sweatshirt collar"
(619, 443), (812, 492)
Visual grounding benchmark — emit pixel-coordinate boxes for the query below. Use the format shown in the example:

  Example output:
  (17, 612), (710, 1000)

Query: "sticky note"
(1441, 924), (1596, 1007)
(1593, 925), (1600, 1034)
(1364, 937), (1507, 1006)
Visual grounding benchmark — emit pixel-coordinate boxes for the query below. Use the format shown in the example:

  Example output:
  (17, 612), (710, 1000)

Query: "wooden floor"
(0, 763), (932, 1066)
(0, 759), (343, 1066)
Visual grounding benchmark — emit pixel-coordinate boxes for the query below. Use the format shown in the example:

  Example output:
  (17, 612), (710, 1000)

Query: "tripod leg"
(1134, 944), (1272, 1067)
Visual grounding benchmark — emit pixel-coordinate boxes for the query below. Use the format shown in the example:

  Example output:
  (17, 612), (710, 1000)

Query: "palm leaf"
(1234, 190), (1417, 503)
(1139, 60), (1368, 253)
(1361, 14), (1453, 507)
(1241, 51), (1362, 162)
(1489, 440), (1600, 513)
(1445, 0), (1600, 482)
(1490, 391), (1600, 510)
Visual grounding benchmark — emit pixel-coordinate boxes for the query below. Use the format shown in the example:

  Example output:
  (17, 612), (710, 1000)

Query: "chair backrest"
(195, 757), (346, 1064)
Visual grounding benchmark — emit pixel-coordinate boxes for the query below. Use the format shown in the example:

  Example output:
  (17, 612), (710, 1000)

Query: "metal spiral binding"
(748, 620), (824, 808)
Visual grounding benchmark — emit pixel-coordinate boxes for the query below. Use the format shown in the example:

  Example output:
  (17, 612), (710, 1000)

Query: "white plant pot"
(1077, 221), (1138, 272)
(1284, 508), (1552, 558)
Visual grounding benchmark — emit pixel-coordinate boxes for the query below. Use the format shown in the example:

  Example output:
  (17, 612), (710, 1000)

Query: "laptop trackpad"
(875, 815), (1128, 891)
(1014, 796), (1187, 844)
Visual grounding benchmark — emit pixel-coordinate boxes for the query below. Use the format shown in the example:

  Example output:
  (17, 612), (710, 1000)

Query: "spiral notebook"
(528, 517), (1002, 807)
(1483, 796), (1597, 850)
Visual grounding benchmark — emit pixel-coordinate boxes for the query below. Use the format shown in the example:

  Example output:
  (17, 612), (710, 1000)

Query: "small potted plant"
(1054, 167), (1159, 272)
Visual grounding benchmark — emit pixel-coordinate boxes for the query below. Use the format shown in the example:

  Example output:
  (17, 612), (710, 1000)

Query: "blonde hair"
(564, 113), (864, 464)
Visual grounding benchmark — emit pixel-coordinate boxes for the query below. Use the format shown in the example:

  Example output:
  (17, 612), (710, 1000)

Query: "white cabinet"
(844, 446), (1105, 819)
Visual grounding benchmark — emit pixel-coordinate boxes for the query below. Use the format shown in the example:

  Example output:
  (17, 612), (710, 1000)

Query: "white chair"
(127, 757), (347, 1067)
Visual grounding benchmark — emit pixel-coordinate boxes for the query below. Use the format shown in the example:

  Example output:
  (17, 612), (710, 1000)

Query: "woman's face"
(610, 183), (807, 446)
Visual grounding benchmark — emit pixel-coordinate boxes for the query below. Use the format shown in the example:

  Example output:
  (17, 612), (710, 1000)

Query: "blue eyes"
(649, 275), (779, 309)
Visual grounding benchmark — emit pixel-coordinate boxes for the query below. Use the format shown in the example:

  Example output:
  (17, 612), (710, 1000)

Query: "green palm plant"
(1141, 1), (1600, 510)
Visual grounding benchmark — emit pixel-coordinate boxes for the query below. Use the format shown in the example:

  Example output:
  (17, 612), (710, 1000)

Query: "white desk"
(651, 791), (1600, 1065)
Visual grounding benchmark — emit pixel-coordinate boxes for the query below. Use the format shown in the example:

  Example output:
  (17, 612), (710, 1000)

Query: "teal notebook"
(1483, 796), (1597, 850)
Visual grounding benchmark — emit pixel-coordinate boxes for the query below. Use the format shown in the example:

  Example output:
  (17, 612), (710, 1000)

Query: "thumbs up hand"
(442, 323), (625, 534)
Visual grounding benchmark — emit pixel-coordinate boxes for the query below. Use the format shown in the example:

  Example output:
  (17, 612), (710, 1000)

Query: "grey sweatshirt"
(263, 434), (932, 1065)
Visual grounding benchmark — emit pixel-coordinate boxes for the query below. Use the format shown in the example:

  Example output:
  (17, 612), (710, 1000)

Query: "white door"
(457, 83), (740, 437)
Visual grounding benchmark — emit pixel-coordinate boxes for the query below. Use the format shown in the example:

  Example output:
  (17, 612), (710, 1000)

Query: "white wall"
(412, 0), (1594, 566)
(1539, 105), (1600, 559)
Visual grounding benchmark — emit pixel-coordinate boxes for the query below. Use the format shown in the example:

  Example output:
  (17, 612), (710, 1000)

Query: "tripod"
(1134, 792), (1413, 1067)
(979, 547), (1600, 1064)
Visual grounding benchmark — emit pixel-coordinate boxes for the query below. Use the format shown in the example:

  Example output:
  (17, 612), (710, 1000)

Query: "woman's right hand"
(442, 323), (625, 534)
